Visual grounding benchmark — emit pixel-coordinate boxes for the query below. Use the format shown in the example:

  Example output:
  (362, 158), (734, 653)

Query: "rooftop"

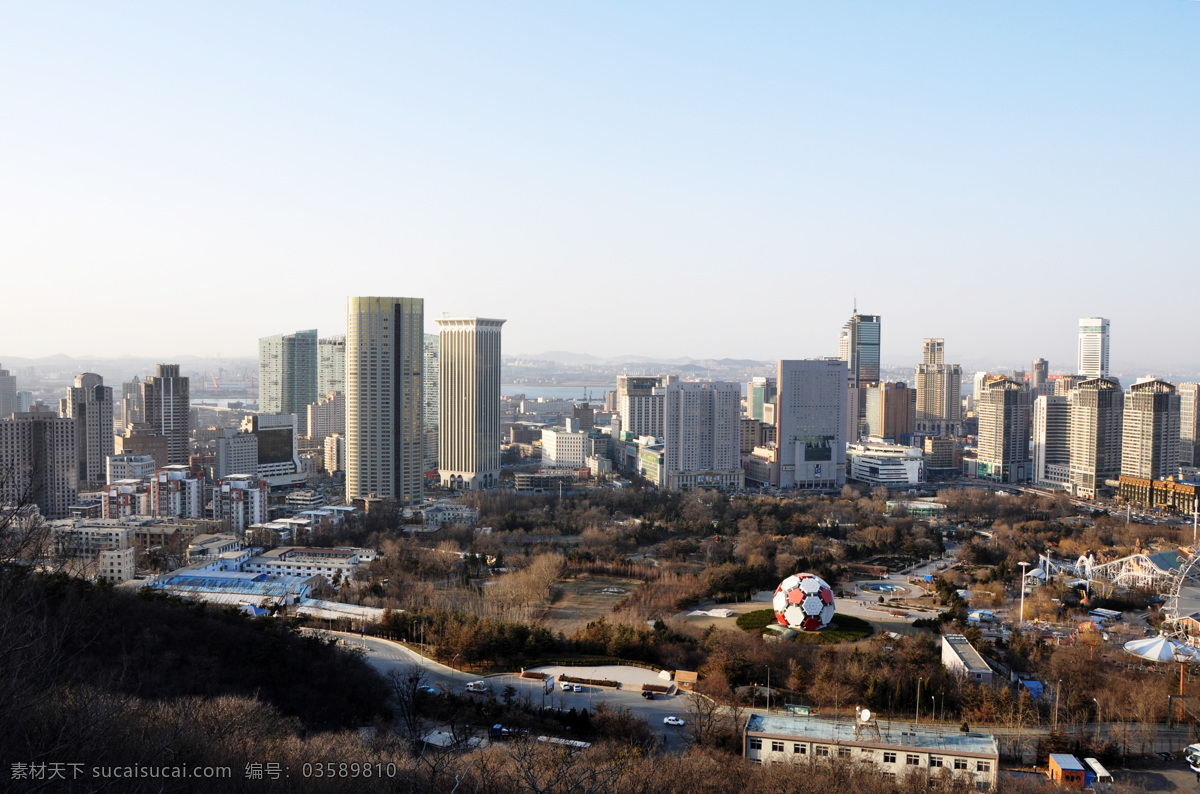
(1050, 754), (1085, 771)
(943, 634), (992, 674)
(745, 714), (998, 757)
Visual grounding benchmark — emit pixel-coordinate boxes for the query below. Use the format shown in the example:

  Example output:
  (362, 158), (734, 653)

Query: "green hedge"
(560, 675), (619, 688)
(737, 609), (873, 644)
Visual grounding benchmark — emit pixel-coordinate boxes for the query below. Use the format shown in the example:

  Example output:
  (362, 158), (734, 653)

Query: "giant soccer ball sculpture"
(773, 573), (835, 632)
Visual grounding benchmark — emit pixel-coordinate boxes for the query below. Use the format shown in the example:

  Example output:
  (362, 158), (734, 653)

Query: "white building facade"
(662, 381), (744, 491)
(846, 442), (924, 486)
(437, 317), (504, 491)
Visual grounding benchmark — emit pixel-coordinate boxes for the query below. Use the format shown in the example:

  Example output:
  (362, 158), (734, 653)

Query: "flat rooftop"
(745, 715), (998, 757)
(944, 634), (992, 674)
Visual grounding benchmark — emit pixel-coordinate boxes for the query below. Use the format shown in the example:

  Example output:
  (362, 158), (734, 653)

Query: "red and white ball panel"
(771, 573), (835, 632)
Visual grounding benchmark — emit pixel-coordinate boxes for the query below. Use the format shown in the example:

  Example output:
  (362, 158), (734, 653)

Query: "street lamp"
(1053, 680), (1062, 731)
(765, 665), (771, 714)
(1017, 562), (1030, 624)
(1093, 697), (1102, 743)
(930, 696), (935, 725)
(916, 678), (925, 723)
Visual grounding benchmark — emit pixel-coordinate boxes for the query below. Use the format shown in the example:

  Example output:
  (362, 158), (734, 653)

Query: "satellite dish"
(855, 706), (862, 713)
(860, 708), (872, 723)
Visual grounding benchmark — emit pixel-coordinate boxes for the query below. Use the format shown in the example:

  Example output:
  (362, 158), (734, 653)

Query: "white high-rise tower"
(437, 317), (505, 491)
(1078, 318), (1110, 378)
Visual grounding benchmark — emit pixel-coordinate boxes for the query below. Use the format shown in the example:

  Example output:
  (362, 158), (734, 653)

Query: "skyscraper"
(662, 381), (743, 491)
(1032, 395), (1070, 488)
(746, 377), (777, 422)
(616, 375), (676, 439)
(914, 338), (962, 438)
(1068, 377), (1123, 499)
(974, 377), (1031, 483)
(864, 382), (915, 442)
(1031, 358), (1049, 390)
(423, 333), (439, 472)
(258, 329), (318, 434)
(59, 373), (114, 486)
(141, 365), (191, 466)
(317, 335), (346, 397)
(345, 297), (424, 504)
(437, 317), (504, 490)
(773, 359), (847, 489)
(1180, 383), (1199, 468)
(1078, 318), (1110, 378)
(0, 412), (78, 518)
(0, 363), (16, 420)
(838, 312), (881, 388)
(1121, 380), (1180, 481)
(118, 376), (143, 431)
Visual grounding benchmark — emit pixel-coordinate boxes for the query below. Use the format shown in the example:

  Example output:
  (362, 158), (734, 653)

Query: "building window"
(930, 757), (944, 768)
(748, 738), (761, 751)
(837, 747), (851, 758)
(954, 759), (968, 770)
(976, 761), (991, 773)
(771, 741), (784, 753)
(793, 743), (805, 755)
(883, 752), (896, 764)
(906, 754), (920, 766)
(815, 746), (830, 757)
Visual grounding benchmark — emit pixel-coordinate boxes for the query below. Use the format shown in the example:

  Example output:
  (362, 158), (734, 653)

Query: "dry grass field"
(537, 574), (644, 633)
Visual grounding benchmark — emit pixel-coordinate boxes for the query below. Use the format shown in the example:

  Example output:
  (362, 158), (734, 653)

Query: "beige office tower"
(1121, 379), (1180, 480)
(345, 297), (424, 505)
(1068, 378), (1123, 499)
(1180, 383), (1200, 468)
(59, 373), (114, 486)
(914, 338), (962, 438)
(437, 317), (504, 491)
(975, 377), (1032, 483)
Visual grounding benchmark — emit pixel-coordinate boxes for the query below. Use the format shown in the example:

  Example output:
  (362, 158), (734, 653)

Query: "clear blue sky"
(1, 2), (1196, 373)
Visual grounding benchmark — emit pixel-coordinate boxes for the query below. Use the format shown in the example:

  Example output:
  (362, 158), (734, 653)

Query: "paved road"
(318, 630), (698, 752)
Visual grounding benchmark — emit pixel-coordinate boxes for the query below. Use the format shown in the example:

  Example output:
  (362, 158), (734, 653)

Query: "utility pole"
(1017, 561), (1030, 625)
(1053, 679), (1061, 731)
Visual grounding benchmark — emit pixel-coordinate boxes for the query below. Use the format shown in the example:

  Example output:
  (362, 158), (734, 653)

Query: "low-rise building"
(242, 546), (373, 581)
(106, 453), (157, 484)
(942, 634), (994, 683)
(1047, 754), (1088, 788)
(103, 479), (152, 518)
(98, 547), (136, 583)
(423, 502), (480, 528)
(846, 442), (924, 486)
(742, 714), (997, 790)
(187, 533), (242, 563)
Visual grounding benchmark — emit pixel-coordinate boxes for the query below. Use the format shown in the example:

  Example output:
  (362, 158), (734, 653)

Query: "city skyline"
(1, 3), (1197, 370)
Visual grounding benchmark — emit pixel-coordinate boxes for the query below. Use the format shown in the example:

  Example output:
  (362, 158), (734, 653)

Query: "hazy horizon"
(2, 3), (1197, 372)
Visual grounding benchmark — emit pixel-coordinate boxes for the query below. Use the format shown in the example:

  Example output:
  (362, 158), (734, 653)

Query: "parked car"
(663, 716), (685, 726)
(418, 685), (438, 694)
(641, 691), (654, 700)
(573, 684), (582, 693)
(465, 680), (488, 693)
(561, 681), (570, 691)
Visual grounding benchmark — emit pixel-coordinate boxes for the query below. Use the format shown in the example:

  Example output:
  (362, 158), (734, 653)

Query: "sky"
(1, 2), (1197, 373)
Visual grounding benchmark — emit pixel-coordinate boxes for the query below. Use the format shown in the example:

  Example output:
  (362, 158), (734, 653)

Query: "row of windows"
(749, 739), (990, 773)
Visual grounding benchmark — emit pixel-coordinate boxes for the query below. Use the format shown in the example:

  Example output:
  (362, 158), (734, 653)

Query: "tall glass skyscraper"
(346, 298), (424, 504)
(838, 312), (881, 388)
(258, 329), (318, 433)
